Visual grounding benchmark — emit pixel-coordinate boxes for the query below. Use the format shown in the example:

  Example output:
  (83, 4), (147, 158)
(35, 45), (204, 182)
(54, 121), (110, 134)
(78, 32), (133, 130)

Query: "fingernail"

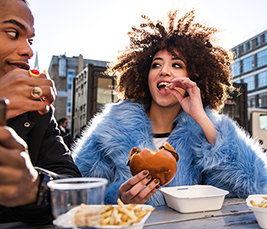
(143, 170), (148, 176)
(146, 174), (152, 180)
(154, 179), (160, 184)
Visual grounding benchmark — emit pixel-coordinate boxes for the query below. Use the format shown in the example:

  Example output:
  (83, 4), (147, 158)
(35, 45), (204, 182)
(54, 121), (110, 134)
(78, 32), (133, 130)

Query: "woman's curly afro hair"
(106, 9), (234, 111)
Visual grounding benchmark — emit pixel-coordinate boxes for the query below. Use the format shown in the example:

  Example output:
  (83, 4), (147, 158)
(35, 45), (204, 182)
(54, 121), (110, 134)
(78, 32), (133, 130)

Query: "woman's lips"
(157, 87), (170, 95)
(157, 80), (170, 95)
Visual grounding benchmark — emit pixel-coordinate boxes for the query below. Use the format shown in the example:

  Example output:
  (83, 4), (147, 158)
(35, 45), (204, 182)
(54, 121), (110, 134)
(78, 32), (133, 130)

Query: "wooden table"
(0, 198), (261, 229)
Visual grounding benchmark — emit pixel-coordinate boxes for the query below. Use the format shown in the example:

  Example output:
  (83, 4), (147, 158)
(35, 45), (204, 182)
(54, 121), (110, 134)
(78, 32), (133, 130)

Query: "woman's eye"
(6, 31), (18, 38)
(173, 63), (182, 68)
(151, 62), (160, 68)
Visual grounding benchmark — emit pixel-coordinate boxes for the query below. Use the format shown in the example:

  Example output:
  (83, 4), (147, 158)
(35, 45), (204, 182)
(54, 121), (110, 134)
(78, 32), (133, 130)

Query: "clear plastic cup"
(47, 177), (108, 227)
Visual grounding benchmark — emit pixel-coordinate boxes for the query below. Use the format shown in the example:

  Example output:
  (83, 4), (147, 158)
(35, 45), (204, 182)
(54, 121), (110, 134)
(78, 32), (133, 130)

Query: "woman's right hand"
(167, 78), (216, 144)
(119, 170), (160, 204)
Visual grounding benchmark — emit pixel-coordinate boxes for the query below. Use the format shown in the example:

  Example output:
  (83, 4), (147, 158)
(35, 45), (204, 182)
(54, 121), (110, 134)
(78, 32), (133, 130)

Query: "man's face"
(62, 120), (68, 129)
(0, 0), (34, 78)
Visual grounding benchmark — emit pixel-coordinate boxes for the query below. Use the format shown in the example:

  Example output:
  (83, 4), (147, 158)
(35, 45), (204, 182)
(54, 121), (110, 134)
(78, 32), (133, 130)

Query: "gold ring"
(31, 86), (43, 98)
(29, 69), (40, 78)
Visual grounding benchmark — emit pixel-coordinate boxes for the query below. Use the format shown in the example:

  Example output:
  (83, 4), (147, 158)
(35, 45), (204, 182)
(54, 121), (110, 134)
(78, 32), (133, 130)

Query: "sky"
(27, 0), (267, 71)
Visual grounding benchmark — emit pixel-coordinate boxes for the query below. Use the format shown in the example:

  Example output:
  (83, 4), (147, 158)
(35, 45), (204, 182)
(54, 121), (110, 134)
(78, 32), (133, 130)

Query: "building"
(71, 64), (119, 137)
(48, 54), (108, 130)
(222, 82), (248, 130)
(231, 29), (267, 109)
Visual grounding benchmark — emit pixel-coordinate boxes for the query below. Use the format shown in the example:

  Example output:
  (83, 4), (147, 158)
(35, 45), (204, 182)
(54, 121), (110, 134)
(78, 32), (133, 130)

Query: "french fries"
(250, 197), (267, 208)
(73, 198), (154, 227)
(74, 204), (102, 227)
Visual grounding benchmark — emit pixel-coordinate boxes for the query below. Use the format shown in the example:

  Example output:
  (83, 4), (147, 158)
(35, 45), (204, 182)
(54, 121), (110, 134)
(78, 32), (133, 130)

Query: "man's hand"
(0, 69), (57, 120)
(0, 126), (40, 207)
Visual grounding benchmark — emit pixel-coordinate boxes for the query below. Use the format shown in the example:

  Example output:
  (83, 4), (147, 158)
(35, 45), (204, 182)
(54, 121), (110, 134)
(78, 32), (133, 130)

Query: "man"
(58, 118), (69, 135)
(0, 0), (81, 225)
(57, 118), (74, 149)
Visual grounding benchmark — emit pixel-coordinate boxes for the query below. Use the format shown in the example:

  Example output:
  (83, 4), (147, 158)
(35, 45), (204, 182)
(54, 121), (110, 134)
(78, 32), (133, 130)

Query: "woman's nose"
(160, 64), (171, 76)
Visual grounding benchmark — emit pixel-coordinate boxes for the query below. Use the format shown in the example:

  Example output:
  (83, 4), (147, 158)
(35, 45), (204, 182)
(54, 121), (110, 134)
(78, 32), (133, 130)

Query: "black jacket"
(0, 106), (81, 225)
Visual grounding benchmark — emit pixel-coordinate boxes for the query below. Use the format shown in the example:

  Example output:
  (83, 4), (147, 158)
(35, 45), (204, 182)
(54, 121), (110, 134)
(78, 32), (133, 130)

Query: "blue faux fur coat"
(73, 99), (267, 206)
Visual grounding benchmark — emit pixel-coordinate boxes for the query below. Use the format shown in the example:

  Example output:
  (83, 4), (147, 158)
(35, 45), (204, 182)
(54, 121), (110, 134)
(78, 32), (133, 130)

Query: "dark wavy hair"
(106, 10), (234, 111)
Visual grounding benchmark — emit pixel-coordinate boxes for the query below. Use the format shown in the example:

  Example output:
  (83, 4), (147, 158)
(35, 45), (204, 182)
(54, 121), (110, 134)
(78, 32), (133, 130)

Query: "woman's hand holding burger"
(119, 169), (160, 204)
(119, 142), (178, 204)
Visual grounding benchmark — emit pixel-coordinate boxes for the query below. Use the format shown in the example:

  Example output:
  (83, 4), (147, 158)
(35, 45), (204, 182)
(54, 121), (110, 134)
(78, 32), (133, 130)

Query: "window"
(67, 101), (72, 115)
(242, 56), (254, 73)
(247, 95), (255, 108)
(258, 71), (267, 88)
(257, 36), (261, 46)
(235, 47), (239, 57)
(231, 61), (240, 76)
(67, 69), (75, 94)
(265, 33), (267, 43)
(248, 40), (252, 50)
(59, 56), (67, 78)
(234, 79), (241, 83)
(68, 76), (73, 83)
(243, 43), (246, 53)
(243, 75), (255, 91)
(257, 49), (267, 68)
(259, 92), (267, 107)
(97, 78), (119, 110)
(259, 115), (267, 130)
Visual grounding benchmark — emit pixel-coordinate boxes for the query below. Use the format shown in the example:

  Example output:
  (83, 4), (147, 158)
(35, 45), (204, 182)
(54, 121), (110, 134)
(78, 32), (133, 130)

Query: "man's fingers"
(38, 105), (50, 115)
(29, 85), (55, 103)
(0, 127), (26, 151)
(0, 166), (23, 183)
(38, 72), (57, 96)
(6, 99), (49, 119)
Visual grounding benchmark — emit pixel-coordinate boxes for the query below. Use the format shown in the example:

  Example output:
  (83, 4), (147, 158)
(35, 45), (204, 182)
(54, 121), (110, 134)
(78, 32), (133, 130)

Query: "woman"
(73, 10), (267, 206)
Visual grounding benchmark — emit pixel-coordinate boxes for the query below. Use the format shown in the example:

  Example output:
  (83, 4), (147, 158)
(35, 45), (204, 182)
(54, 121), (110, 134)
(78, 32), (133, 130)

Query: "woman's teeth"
(158, 82), (169, 90)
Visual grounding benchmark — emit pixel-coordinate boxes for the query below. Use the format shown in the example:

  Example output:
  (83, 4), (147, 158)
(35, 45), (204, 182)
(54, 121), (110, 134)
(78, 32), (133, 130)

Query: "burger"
(127, 142), (179, 186)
